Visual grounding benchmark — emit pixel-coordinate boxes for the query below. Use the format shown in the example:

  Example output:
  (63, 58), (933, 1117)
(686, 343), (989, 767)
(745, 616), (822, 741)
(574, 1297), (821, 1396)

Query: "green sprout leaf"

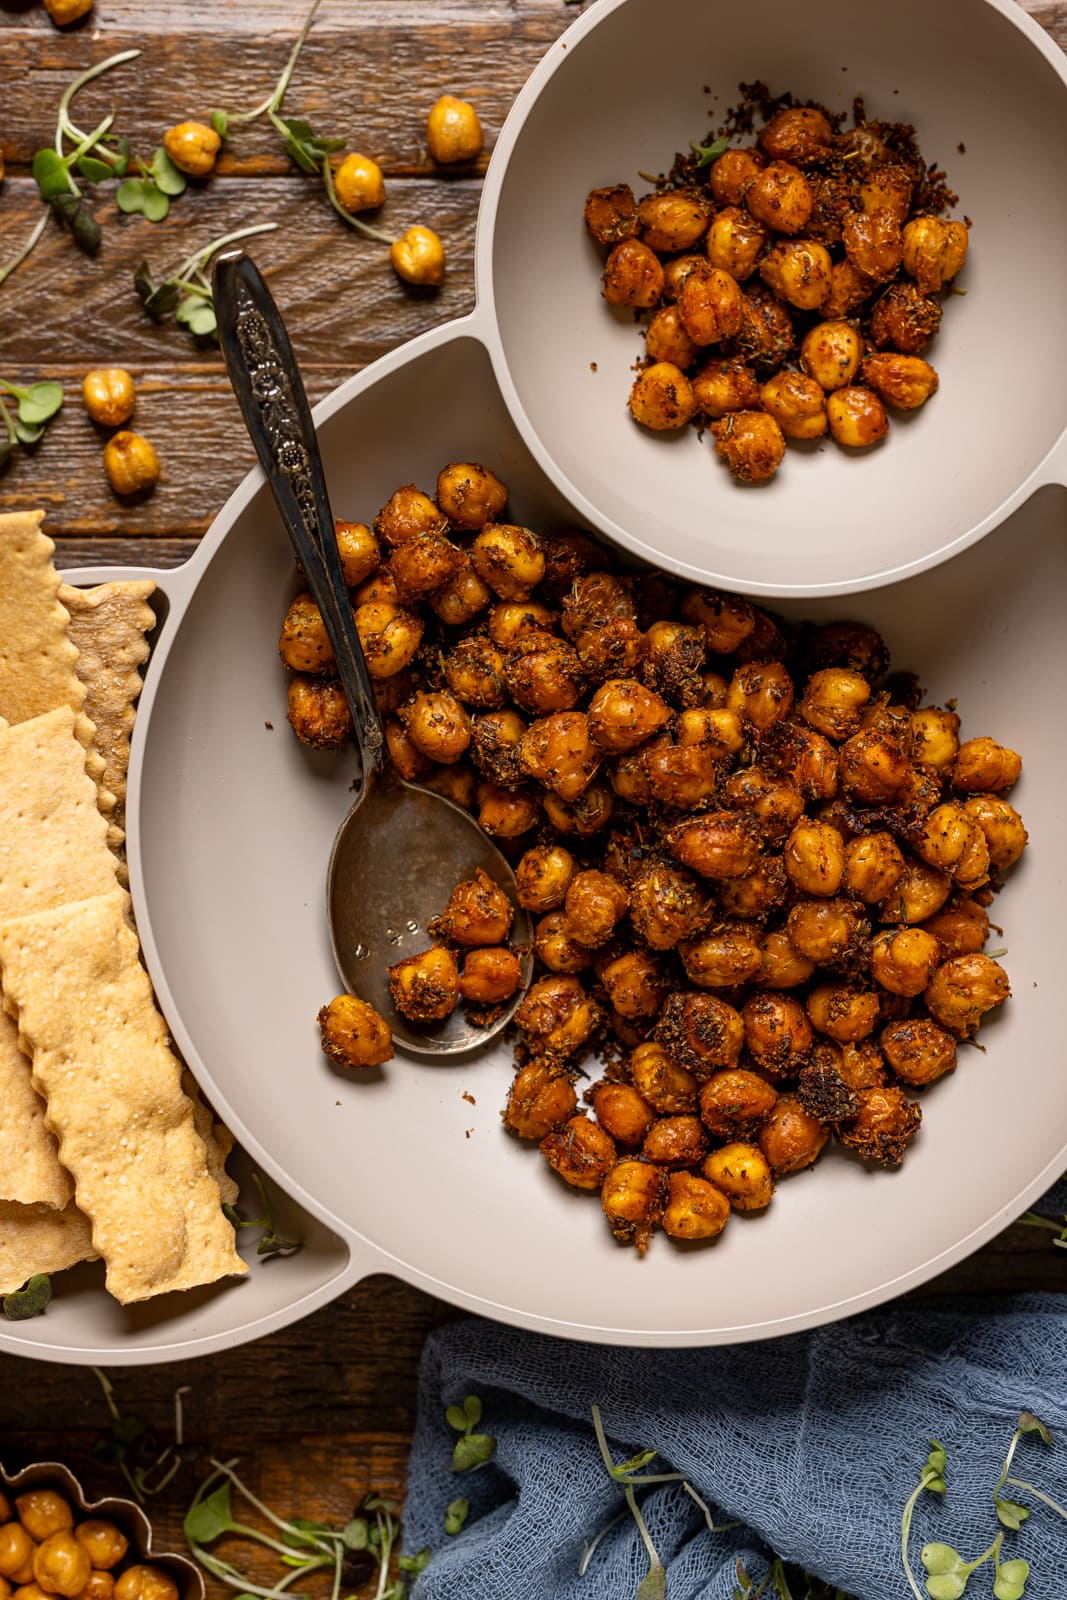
(183, 1482), (235, 1545)
(443, 1497), (469, 1535)
(33, 148), (73, 199)
(993, 1558), (1030, 1600)
(1017, 1413), (1052, 1445)
(451, 1432), (496, 1473)
(397, 1548), (431, 1576)
(107, 136), (132, 178)
(691, 135), (731, 167)
(77, 155), (115, 184)
(445, 1405), (470, 1433)
(14, 419), (47, 447)
(995, 1499), (1029, 1531)
(281, 116), (345, 174)
(211, 110), (230, 139)
(175, 295), (217, 338)
(151, 146), (188, 197)
(50, 192), (102, 254)
(462, 1394), (483, 1427)
(14, 381), (64, 425)
(133, 261), (180, 321)
(3, 1272), (52, 1319)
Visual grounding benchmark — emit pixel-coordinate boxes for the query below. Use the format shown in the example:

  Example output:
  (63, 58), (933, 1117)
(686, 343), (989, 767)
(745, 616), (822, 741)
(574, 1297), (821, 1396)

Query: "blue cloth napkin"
(404, 1186), (1067, 1600)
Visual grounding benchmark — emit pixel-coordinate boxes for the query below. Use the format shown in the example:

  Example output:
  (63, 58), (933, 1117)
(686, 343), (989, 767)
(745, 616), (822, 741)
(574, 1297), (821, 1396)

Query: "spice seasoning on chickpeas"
(585, 87), (968, 483)
(291, 461), (1025, 1259)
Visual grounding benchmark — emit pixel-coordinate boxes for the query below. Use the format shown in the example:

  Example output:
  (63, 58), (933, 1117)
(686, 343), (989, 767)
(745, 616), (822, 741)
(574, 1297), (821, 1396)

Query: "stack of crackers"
(0, 511), (247, 1307)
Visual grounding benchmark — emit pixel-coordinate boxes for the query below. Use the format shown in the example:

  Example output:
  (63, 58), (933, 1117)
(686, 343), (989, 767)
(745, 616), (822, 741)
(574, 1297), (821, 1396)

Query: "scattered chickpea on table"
(586, 94), (968, 483)
(282, 462), (1025, 1258)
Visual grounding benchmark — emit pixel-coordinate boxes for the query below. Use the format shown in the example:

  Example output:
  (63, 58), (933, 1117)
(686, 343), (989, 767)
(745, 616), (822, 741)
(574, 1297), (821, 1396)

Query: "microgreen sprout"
(691, 135), (732, 167)
(586, 1404), (740, 1600)
(91, 1367), (197, 1501)
(222, 1171), (302, 1256)
(134, 223), (279, 340)
(116, 147), (188, 223)
(184, 1459), (428, 1600)
(1018, 1211), (1067, 1249)
(2, 1272), (52, 1320)
(445, 1393), (497, 1472)
(900, 1443), (947, 1600)
(0, 377), (64, 468)
(443, 1497), (469, 1536)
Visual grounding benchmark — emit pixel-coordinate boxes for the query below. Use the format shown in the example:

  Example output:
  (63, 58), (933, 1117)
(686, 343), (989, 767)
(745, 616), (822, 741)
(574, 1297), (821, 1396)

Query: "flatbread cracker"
(0, 890), (247, 1304)
(0, 1199), (97, 1295)
(0, 511), (113, 812)
(59, 579), (156, 828)
(184, 1072), (239, 1208)
(0, 1009), (73, 1209)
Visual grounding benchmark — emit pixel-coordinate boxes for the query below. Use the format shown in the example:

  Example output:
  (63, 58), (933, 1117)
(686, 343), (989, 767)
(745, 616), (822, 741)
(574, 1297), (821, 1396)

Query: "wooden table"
(1, 0), (1065, 1582)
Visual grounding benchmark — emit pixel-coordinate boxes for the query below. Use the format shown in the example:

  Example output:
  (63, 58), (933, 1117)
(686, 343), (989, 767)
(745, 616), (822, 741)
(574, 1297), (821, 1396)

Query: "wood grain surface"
(1, 1), (1065, 1589)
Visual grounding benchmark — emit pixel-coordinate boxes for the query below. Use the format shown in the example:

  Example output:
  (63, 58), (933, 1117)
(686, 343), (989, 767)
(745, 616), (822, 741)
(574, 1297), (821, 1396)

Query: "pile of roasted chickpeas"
(0, 1485), (179, 1600)
(584, 97), (968, 483)
(288, 461), (1026, 1257)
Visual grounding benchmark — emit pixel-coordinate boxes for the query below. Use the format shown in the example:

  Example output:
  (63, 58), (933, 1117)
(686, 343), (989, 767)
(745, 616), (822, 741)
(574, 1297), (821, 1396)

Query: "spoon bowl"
(214, 252), (531, 1056)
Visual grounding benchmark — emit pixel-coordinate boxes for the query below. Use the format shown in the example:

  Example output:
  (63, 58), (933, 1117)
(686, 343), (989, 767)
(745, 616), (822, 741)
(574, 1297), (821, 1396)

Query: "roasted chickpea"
(78, 1574), (115, 1600)
(758, 1094), (829, 1174)
(601, 1159), (668, 1253)
(13, 1502), (70, 1547)
(33, 1536), (90, 1600)
(759, 106), (833, 166)
(435, 462), (507, 530)
(629, 362), (698, 431)
(515, 844), (575, 914)
(279, 592), (334, 673)
(881, 1017), (957, 1086)
(705, 206), (767, 281)
(678, 265), (744, 346)
(458, 947), (522, 1005)
(471, 708), (528, 787)
(844, 832), (906, 903)
(433, 868), (513, 945)
(441, 637), (507, 709)
(603, 238), (664, 308)
(915, 803), (990, 890)
(655, 991), (745, 1076)
(759, 371), (827, 441)
(786, 896), (867, 965)
(921, 897), (990, 958)
(703, 1141), (774, 1211)
(661, 1171), (731, 1241)
(962, 795), (1027, 871)
(862, 353), (940, 411)
(516, 975), (598, 1060)
(388, 944), (460, 1022)
(353, 600), (423, 678)
(678, 589), (754, 654)
(354, 568), (399, 607)
(317, 993), (393, 1069)
(691, 356), (762, 419)
(542, 778), (615, 836)
(908, 706), (960, 771)
(584, 679), (669, 755)
(722, 768), (804, 842)
(699, 1069), (777, 1138)
(399, 689), (472, 764)
(842, 208), (902, 283)
(103, 431), (160, 497)
(81, 368), (135, 428)
(661, 252), (711, 302)
(718, 856), (790, 919)
(901, 216), (969, 294)
(826, 386), (889, 449)
(745, 161), (814, 233)
(952, 737), (1022, 795)
(468, 523), (545, 604)
(564, 870), (628, 950)
(503, 1059), (577, 1139)
(799, 321), (863, 392)
(869, 282), (941, 353)
(541, 1114), (616, 1190)
(839, 729), (911, 802)
(333, 152), (386, 211)
(388, 528), (462, 601)
(0, 1530), (33, 1583)
(374, 484), (447, 545)
(390, 224), (446, 286)
(162, 120), (220, 177)
(667, 810), (762, 882)
(711, 410), (786, 484)
(742, 991), (813, 1077)
(798, 668), (871, 743)
(630, 1040), (699, 1114)
(726, 660), (795, 733)
(596, 950), (666, 1019)
(709, 147), (765, 205)
(504, 638), (585, 715)
(638, 188), (713, 252)
(642, 1114), (708, 1168)
(838, 1084), (921, 1168)
(882, 859), (953, 925)
(675, 707), (744, 757)
(43, 0), (93, 22)
(629, 862), (711, 951)
(858, 162), (914, 223)
(583, 183), (638, 245)
(763, 722), (840, 802)
(426, 553), (496, 624)
(805, 982), (880, 1043)
(287, 676), (353, 750)
(111, 1573), (174, 1600)
(426, 95), (483, 164)
(680, 923), (763, 988)
(783, 818), (846, 896)
(734, 285), (797, 369)
(518, 712), (601, 801)
(924, 953), (1010, 1038)
(645, 305), (700, 369)
(822, 259), (875, 319)
(759, 239), (832, 310)
(802, 620), (890, 682)
(488, 600), (556, 650)
(591, 1082), (656, 1148)
(388, 716), (435, 780)
(754, 927), (816, 988)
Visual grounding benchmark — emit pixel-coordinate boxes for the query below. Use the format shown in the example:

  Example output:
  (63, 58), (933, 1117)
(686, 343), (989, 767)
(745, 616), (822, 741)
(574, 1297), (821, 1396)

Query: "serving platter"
(2, 320), (1063, 1363)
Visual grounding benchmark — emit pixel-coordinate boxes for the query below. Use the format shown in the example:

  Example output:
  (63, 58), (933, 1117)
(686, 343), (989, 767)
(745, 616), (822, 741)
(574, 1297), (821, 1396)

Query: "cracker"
(184, 1072), (239, 1207)
(0, 511), (112, 810)
(59, 579), (156, 828)
(0, 1009), (73, 1209)
(0, 1199), (97, 1295)
(0, 890), (247, 1304)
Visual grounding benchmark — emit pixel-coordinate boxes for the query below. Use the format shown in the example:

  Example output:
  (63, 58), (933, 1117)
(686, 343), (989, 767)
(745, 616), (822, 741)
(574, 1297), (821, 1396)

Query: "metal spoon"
(213, 250), (531, 1055)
